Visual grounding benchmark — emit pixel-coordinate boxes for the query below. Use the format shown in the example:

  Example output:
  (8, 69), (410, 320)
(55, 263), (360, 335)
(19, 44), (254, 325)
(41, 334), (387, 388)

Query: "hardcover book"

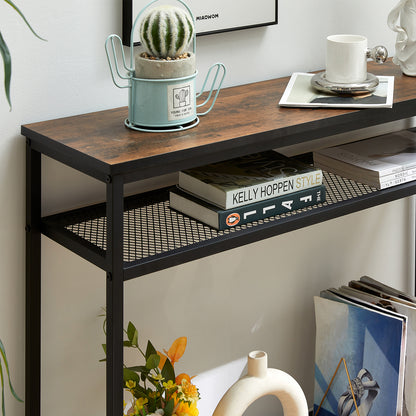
(313, 130), (416, 189)
(169, 185), (326, 230)
(178, 151), (323, 209)
(314, 295), (406, 416)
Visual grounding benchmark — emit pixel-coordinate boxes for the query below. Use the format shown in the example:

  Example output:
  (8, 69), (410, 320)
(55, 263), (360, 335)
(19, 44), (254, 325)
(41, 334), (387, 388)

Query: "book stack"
(314, 276), (416, 416)
(169, 150), (325, 230)
(313, 129), (416, 189)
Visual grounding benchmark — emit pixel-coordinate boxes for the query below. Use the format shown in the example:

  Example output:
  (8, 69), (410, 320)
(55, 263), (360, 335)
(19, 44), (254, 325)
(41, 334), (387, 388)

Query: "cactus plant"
(139, 4), (194, 59)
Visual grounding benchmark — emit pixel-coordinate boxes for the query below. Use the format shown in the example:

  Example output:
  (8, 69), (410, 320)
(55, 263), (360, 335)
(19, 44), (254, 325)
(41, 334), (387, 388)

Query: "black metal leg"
(25, 142), (41, 416)
(106, 175), (124, 416)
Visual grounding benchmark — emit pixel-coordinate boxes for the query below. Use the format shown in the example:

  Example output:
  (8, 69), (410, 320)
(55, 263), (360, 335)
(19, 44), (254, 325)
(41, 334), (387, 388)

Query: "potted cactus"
(105, 0), (225, 131)
(135, 4), (195, 79)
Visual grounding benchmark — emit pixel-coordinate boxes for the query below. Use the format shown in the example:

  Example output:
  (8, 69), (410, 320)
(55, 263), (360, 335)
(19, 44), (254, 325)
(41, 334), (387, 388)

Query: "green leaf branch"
(1, 0), (46, 109)
(0, 339), (23, 416)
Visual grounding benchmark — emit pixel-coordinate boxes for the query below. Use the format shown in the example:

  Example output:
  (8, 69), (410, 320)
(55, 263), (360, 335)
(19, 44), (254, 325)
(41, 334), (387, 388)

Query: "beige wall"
(0, 0), (413, 415)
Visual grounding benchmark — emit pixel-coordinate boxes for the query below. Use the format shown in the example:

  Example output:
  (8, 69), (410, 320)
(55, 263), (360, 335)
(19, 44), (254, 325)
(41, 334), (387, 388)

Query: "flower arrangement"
(101, 320), (200, 416)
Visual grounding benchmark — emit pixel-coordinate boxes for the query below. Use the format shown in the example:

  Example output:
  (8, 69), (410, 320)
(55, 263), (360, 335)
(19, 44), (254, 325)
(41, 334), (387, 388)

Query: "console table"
(23, 60), (416, 416)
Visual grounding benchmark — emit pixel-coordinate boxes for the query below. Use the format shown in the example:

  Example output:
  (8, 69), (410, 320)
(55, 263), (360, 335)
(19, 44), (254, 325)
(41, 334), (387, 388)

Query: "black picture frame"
(122, 0), (278, 46)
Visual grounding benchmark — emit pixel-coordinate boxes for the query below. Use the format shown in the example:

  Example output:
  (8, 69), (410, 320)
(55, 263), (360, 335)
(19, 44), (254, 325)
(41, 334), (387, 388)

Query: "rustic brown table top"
(22, 60), (416, 181)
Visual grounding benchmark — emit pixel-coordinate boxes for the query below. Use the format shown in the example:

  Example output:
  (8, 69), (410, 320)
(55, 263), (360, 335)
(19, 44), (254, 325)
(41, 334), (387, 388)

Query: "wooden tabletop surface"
(22, 60), (416, 175)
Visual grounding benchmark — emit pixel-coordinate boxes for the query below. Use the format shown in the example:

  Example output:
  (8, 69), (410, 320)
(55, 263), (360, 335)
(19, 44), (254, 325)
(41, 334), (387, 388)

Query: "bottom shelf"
(42, 171), (416, 278)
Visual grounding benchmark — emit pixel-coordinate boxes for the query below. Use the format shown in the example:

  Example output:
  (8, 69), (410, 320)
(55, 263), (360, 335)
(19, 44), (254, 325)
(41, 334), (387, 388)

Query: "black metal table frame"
(24, 101), (416, 416)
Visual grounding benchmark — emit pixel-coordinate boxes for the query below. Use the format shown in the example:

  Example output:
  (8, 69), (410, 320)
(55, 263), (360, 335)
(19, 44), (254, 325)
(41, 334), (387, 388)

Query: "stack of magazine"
(314, 276), (416, 416)
(313, 130), (416, 189)
(169, 150), (326, 230)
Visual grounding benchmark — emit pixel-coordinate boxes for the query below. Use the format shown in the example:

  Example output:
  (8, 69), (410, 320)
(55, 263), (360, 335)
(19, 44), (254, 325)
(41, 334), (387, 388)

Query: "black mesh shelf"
(41, 171), (416, 279)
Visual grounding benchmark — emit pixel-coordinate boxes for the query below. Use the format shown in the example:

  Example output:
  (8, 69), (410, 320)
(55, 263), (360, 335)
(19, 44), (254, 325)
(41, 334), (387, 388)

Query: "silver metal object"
(367, 45), (388, 64)
(311, 72), (379, 95)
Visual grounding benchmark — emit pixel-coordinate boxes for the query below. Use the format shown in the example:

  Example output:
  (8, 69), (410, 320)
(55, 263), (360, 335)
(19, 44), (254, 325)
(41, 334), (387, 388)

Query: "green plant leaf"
(145, 340), (157, 360)
(126, 365), (148, 373)
(4, 0), (46, 41)
(1, 357), (5, 416)
(161, 357), (175, 382)
(126, 322), (138, 347)
(123, 368), (140, 383)
(0, 339), (23, 410)
(146, 354), (160, 370)
(164, 398), (174, 416)
(0, 31), (11, 110)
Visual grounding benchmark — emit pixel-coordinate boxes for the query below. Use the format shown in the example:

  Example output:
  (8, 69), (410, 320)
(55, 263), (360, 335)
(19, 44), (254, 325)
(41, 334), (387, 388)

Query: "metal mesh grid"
(65, 172), (377, 263)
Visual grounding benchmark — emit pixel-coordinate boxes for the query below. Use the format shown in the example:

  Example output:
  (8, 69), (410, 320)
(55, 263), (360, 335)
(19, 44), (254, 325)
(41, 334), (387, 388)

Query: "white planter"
(135, 52), (196, 79)
(388, 0), (416, 76)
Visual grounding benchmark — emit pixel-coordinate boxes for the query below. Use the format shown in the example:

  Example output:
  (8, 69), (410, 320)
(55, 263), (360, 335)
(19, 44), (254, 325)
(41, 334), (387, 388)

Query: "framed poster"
(122, 0), (278, 46)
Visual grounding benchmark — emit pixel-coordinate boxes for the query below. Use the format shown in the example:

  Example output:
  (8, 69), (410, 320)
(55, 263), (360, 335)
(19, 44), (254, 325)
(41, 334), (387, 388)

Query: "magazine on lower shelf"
(314, 276), (416, 416)
(313, 130), (416, 189)
(314, 294), (406, 416)
(279, 72), (394, 108)
(169, 184), (326, 230)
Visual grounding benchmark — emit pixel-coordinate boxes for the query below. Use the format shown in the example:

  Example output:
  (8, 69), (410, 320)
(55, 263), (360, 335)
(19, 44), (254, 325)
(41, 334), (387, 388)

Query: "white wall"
(0, 0), (413, 415)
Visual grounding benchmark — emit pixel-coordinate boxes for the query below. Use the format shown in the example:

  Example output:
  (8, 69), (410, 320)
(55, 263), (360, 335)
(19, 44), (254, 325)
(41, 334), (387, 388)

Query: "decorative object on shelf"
(100, 318), (200, 416)
(311, 34), (388, 95)
(1, 0), (45, 109)
(388, 0), (416, 76)
(213, 351), (308, 416)
(105, 0), (226, 132)
(0, 338), (23, 416)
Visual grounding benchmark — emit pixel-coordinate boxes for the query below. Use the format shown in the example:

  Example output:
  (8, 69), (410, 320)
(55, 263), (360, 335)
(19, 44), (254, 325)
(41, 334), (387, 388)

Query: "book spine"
(218, 185), (325, 229)
(378, 171), (416, 189)
(224, 170), (323, 209)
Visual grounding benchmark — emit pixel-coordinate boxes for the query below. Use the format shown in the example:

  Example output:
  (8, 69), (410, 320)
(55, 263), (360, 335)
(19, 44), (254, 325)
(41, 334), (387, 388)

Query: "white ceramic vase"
(212, 351), (309, 416)
(388, 0), (416, 76)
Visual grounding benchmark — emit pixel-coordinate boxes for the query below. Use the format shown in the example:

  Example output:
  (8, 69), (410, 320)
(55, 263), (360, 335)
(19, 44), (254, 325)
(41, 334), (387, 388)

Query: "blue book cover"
(314, 295), (405, 416)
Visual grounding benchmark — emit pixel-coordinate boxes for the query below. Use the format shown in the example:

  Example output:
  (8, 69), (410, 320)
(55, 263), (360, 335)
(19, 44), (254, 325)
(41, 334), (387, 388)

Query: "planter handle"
(196, 63), (226, 116)
(105, 34), (132, 89)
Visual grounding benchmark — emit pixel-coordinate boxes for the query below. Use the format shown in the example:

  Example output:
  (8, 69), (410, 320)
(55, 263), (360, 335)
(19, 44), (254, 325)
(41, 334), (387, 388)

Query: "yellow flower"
(174, 400), (199, 416)
(176, 378), (200, 404)
(151, 373), (164, 382)
(148, 391), (160, 399)
(134, 397), (148, 413)
(126, 380), (137, 389)
(163, 380), (176, 390)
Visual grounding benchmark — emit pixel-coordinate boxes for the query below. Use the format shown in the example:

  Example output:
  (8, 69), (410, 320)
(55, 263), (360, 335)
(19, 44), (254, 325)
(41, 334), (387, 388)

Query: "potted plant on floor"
(0, 338), (23, 415)
(1, 0), (45, 109)
(105, 0), (226, 132)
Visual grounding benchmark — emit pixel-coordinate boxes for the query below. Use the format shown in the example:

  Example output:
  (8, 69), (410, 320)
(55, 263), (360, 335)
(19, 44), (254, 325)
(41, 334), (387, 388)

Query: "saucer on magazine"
(311, 71), (379, 95)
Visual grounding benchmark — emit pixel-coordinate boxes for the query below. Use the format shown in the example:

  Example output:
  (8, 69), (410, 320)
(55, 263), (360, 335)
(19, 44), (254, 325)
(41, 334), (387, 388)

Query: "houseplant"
(105, 0), (225, 132)
(101, 320), (200, 416)
(1, 0), (45, 109)
(0, 338), (23, 416)
(134, 4), (195, 79)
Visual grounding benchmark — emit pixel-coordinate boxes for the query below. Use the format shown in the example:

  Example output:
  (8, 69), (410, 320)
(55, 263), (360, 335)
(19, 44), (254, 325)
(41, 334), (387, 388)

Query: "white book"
(313, 130), (416, 188)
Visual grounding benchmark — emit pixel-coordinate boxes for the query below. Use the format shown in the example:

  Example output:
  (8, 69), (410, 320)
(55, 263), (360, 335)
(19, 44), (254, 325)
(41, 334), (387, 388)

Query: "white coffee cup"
(326, 34), (368, 84)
